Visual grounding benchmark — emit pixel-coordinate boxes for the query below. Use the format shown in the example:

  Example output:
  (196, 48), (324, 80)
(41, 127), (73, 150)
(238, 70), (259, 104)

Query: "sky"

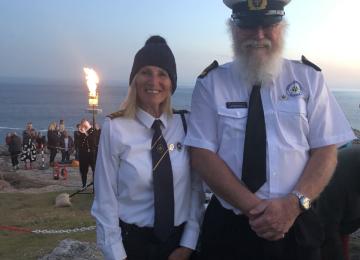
(0, 0), (359, 88)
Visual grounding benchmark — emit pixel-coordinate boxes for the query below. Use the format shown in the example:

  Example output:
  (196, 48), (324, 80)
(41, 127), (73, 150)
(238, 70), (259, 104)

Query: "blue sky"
(0, 0), (359, 88)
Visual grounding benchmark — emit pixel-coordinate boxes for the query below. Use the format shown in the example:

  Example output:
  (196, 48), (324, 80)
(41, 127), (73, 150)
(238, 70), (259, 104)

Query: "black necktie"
(151, 119), (174, 241)
(241, 85), (267, 193)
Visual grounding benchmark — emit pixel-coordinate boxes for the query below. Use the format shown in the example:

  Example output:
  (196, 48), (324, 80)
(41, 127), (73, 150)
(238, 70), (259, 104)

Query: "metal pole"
(92, 104), (96, 127)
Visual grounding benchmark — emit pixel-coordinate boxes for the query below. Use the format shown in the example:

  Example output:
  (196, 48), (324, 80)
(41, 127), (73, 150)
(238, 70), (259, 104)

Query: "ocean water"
(0, 82), (359, 143)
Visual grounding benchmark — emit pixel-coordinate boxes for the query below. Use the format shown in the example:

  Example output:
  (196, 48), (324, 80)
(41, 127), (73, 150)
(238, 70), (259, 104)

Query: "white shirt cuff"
(179, 222), (200, 250)
(100, 240), (127, 260)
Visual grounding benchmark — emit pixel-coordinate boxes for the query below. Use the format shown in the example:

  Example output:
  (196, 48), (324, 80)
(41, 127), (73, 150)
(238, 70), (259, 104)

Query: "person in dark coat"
(47, 122), (60, 167)
(316, 145), (360, 260)
(22, 122), (35, 145)
(8, 132), (22, 170)
(78, 119), (98, 188)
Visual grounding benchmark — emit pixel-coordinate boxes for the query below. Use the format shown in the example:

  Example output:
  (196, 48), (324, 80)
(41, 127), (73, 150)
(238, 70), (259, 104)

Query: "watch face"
(300, 197), (311, 210)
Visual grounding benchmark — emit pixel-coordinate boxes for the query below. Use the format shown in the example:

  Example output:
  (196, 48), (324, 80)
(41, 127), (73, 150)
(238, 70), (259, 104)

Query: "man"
(59, 130), (74, 163)
(7, 132), (22, 170)
(184, 0), (355, 259)
(78, 119), (98, 188)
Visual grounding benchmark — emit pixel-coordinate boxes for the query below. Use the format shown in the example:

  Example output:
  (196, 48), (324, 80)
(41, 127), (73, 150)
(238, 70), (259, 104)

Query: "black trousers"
(49, 148), (57, 163)
(61, 151), (70, 162)
(119, 220), (186, 260)
(11, 152), (20, 166)
(79, 150), (96, 187)
(199, 196), (323, 260)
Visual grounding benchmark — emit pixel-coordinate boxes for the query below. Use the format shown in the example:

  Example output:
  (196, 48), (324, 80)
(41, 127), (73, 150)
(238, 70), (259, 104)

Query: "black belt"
(119, 219), (185, 237)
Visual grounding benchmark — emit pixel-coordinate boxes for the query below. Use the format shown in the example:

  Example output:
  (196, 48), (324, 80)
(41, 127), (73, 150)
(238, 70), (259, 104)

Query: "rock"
(38, 239), (103, 260)
(55, 193), (72, 207)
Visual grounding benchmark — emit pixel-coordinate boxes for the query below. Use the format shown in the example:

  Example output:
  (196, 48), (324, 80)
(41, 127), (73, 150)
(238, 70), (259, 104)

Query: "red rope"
(0, 226), (32, 233)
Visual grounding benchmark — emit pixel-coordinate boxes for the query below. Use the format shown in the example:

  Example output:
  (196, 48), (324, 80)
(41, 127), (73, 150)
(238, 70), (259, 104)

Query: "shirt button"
(272, 171), (277, 176)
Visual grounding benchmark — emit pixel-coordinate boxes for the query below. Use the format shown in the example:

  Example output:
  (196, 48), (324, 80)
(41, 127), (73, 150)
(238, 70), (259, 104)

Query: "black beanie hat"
(129, 35), (177, 94)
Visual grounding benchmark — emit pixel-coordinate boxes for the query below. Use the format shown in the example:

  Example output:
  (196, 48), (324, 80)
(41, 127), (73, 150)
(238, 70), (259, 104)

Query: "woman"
(47, 122), (59, 167)
(20, 129), (37, 169)
(91, 36), (204, 260)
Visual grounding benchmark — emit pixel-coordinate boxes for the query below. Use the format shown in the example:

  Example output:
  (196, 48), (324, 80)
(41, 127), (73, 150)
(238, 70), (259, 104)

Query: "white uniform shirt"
(184, 59), (355, 214)
(91, 108), (204, 260)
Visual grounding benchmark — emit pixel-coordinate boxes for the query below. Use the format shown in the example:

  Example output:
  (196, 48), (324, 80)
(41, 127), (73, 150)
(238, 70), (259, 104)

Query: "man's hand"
(168, 247), (193, 260)
(248, 195), (301, 241)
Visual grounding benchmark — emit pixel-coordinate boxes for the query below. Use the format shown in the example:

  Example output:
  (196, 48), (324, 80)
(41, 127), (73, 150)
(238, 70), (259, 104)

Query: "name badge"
(226, 102), (247, 109)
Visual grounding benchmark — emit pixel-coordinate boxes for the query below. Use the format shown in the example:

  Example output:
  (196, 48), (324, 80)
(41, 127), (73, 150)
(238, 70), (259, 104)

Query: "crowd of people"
(4, 119), (101, 187)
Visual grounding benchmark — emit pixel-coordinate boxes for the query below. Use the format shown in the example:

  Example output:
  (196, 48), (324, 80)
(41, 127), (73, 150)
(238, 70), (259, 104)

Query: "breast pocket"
(217, 107), (248, 152)
(277, 98), (309, 147)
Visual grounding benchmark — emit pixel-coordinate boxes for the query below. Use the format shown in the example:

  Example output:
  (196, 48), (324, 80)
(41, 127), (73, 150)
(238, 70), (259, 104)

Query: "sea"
(0, 82), (359, 143)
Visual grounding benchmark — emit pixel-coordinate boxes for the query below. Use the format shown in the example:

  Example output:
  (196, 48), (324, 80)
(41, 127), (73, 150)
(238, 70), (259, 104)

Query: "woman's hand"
(168, 247), (193, 260)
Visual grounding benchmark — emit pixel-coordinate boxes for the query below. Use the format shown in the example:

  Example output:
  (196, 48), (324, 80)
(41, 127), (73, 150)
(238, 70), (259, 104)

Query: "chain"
(32, 225), (96, 234)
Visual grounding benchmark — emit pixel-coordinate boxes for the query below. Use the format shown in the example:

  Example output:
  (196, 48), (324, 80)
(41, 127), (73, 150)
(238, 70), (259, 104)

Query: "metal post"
(92, 104), (96, 127)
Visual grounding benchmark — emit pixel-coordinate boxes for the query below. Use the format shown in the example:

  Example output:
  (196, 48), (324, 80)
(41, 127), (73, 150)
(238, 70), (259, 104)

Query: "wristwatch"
(291, 190), (311, 211)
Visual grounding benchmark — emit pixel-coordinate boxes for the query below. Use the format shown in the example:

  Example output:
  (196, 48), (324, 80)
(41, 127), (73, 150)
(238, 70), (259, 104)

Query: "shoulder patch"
(198, 60), (219, 78)
(301, 55), (321, 71)
(107, 110), (125, 119)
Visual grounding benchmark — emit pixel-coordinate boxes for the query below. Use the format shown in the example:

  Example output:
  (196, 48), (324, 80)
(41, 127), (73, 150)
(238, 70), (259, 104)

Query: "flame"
(83, 67), (99, 98)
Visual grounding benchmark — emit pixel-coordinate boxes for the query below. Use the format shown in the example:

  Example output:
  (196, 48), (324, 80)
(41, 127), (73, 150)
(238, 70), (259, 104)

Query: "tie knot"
(253, 84), (261, 91)
(152, 119), (162, 131)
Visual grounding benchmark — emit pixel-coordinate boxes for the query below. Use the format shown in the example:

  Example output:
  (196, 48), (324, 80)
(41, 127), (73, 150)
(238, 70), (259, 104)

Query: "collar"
(136, 108), (169, 129)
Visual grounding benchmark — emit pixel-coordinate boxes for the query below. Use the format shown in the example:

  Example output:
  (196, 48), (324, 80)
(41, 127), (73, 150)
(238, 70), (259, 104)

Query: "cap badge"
(248, 0), (267, 10)
(286, 81), (303, 97)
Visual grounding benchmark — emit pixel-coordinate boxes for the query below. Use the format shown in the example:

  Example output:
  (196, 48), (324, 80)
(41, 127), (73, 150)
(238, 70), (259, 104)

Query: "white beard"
(236, 47), (283, 86)
(231, 23), (286, 86)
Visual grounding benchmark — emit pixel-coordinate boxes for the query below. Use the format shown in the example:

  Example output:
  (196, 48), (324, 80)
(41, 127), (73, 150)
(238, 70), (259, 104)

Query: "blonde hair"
(119, 74), (173, 119)
(48, 122), (57, 131)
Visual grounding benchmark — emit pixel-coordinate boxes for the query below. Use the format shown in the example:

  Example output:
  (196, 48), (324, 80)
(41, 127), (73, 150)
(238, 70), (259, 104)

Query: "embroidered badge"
(248, 0), (267, 10)
(286, 81), (303, 97)
(156, 144), (165, 154)
(176, 142), (183, 151)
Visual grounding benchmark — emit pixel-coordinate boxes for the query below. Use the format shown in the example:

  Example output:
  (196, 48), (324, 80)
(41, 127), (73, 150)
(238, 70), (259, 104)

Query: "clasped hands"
(247, 195), (301, 241)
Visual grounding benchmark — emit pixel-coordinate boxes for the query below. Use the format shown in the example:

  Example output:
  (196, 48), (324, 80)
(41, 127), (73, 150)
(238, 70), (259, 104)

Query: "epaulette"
(107, 110), (125, 119)
(172, 109), (189, 134)
(301, 55), (321, 71)
(198, 60), (219, 78)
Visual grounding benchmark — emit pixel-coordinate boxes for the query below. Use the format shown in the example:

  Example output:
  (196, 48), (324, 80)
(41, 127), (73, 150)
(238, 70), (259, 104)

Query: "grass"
(0, 191), (97, 260)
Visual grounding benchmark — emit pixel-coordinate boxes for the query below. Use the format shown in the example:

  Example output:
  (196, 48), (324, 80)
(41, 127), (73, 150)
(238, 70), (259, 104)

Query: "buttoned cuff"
(179, 221), (200, 250)
(100, 240), (127, 260)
